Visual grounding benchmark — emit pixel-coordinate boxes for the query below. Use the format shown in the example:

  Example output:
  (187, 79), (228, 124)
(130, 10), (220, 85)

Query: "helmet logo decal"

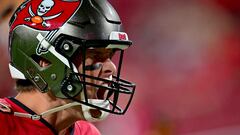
(109, 31), (129, 41)
(10, 0), (81, 31)
(36, 33), (52, 55)
(36, 30), (58, 55)
(118, 33), (127, 41)
(25, 0), (62, 27)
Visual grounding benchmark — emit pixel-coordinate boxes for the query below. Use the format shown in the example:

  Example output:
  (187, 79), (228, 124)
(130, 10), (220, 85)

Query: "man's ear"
(39, 59), (50, 67)
(31, 55), (51, 67)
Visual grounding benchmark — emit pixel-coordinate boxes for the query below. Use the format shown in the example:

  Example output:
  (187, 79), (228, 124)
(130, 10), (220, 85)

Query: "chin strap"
(81, 99), (110, 122)
(14, 102), (82, 120)
(13, 99), (110, 122)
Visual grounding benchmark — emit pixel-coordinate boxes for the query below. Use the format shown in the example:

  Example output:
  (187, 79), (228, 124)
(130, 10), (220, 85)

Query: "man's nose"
(101, 58), (117, 77)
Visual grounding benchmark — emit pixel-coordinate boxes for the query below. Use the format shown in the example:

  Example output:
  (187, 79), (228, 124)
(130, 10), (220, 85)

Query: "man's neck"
(15, 90), (83, 133)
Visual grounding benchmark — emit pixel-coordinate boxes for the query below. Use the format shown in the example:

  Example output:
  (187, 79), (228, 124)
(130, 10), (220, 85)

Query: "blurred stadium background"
(1, 0), (240, 135)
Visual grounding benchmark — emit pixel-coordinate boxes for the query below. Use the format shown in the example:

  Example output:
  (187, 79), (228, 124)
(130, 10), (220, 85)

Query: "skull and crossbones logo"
(25, 0), (62, 27)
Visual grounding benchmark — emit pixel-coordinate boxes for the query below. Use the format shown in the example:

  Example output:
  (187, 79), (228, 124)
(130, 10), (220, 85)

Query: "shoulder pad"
(0, 99), (12, 113)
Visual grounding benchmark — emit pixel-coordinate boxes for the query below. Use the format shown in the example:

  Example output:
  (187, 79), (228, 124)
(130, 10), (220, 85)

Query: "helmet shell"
(9, 0), (124, 98)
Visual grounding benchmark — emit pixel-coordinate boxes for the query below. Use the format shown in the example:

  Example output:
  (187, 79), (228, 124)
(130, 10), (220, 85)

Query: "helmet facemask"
(56, 37), (135, 121)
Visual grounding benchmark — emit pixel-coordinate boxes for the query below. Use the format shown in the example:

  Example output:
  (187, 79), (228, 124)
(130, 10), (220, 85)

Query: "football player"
(0, 0), (135, 134)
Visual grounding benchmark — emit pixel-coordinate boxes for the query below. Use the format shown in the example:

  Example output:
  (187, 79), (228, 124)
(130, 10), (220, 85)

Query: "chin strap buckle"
(14, 112), (41, 120)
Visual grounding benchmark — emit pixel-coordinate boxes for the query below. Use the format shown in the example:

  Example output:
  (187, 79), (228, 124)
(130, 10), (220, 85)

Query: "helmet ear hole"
(31, 55), (51, 67)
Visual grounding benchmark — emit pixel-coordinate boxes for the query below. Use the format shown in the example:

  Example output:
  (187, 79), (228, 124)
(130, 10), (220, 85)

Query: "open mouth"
(96, 83), (109, 100)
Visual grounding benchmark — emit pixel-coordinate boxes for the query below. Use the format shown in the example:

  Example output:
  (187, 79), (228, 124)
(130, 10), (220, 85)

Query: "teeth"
(104, 75), (112, 81)
(102, 84), (108, 87)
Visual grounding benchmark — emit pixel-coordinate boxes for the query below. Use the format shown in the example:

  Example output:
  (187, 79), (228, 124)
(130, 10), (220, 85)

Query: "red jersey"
(0, 98), (101, 135)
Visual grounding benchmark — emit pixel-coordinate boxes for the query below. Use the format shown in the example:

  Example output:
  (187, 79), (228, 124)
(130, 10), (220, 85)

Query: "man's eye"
(86, 48), (115, 62)
(93, 54), (108, 62)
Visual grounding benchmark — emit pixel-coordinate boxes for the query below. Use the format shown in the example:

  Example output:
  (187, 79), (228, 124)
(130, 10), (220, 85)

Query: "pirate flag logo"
(10, 0), (81, 31)
(25, 0), (62, 27)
